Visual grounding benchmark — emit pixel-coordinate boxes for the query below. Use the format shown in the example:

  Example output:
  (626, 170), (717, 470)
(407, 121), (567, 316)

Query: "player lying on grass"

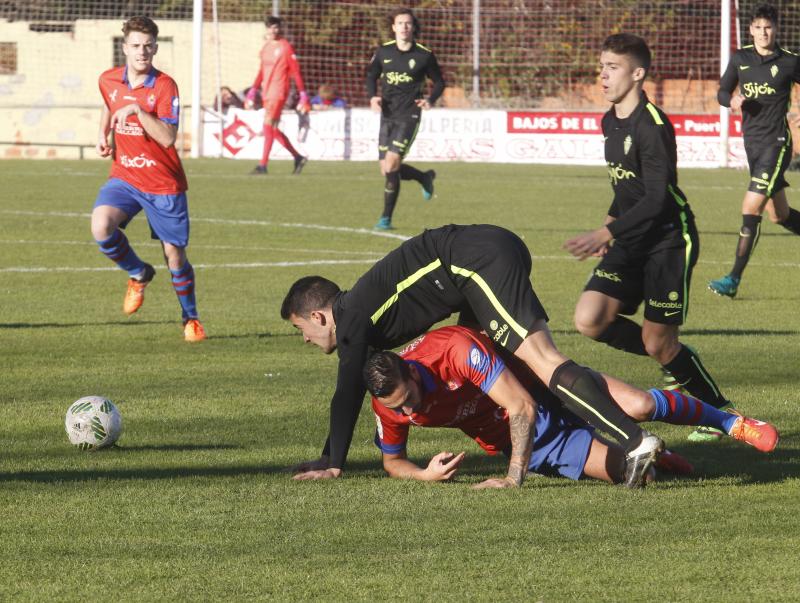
(359, 326), (778, 487)
(283, 224), (668, 489)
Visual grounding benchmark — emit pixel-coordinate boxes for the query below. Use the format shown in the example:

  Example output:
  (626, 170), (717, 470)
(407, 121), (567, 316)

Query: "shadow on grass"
(0, 459), (380, 483)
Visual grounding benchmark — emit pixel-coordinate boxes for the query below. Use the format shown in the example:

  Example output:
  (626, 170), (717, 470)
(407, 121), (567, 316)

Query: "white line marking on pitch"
(0, 259), (381, 274)
(0, 210), (410, 241)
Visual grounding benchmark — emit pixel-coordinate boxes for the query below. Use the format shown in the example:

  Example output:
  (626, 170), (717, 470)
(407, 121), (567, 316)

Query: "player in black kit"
(366, 8), (444, 230)
(708, 3), (800, 299)
(564, 34), (733, 443)
(281, 224), (666, 489)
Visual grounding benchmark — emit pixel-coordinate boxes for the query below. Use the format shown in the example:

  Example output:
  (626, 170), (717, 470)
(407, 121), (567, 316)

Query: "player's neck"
(126, 65), (151, 87)
(396, 38), (413, 51)
(613, 87), (642, 119)
(754, 42), (776, 56)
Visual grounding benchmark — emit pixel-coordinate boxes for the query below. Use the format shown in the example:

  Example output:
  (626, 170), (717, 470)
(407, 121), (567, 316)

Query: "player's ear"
(632, 65), (646, 83)
(309, 309), (326, 325)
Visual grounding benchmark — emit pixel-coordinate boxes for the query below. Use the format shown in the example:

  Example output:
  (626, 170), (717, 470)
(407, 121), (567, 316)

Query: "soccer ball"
(65, 396), (123, 450)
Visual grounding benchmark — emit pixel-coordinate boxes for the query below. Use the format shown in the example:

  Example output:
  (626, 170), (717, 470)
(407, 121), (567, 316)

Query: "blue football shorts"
(94, 178), (190, 247)
(528, 400), (594, 481)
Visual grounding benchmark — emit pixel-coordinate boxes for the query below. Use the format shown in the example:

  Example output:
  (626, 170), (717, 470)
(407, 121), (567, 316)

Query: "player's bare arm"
(414, 99), (431, 110)
(472, 369), (536, 489)
(383, 450), (465, 481)
(370, 96), (382, 112)
(563, 226), (614, 260)
(96, 104), (113, 157)
(110, 104), (177, 148)
(292, 466), (342, 481)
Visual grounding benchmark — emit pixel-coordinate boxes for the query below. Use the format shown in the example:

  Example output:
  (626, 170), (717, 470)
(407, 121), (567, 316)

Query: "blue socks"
(649, 389), (738, 434)
(170, 262), (198, 321)
(96, 230), (145, 278)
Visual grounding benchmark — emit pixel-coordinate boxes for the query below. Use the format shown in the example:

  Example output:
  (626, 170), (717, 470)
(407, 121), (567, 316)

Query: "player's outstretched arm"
(473, 370), (536, 489)
(383, 451), (465, 481)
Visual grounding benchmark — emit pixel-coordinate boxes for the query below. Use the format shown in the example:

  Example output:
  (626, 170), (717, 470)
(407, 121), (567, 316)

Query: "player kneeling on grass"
(361, 326), (777, 487)
(91, 16), (205, 342)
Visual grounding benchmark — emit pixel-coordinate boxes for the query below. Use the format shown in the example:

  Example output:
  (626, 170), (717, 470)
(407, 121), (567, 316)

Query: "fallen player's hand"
(424, 451), (465, 481)
(293, 468), (342, 481)
(288, 456), (329, 473)
(471, 476), (519, 490)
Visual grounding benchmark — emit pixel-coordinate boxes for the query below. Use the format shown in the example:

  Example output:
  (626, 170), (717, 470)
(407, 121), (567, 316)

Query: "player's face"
(392, 14), (415, 43)
(122, 31), (158, 75)
(750, 18), (777, 52)
(599, 51), (643, 105)
(265, 23), (281, 41)
(378, 365), (423, 416)
(289, 313), (336, 354)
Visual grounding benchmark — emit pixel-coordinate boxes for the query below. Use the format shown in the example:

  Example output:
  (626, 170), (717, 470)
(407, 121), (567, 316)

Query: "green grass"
(1, 158), (798, 601)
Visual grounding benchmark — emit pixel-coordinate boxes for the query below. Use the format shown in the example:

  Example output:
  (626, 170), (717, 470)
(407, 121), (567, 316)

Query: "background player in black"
(709, 3), (800, 298)
(564, 34), (732, 443)
(366, 8), (445, 230)
(281, 224), (665, 489)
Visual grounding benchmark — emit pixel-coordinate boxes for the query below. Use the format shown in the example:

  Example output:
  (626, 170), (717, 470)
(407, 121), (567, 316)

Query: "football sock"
(595, 316), (647, 356)
(260, 124), (275, 166)
(399, 163), (425, 183)
(662, 344), (726, 407)
(382, 170), (401, 219)
(549, 360), (644, 452)
(274, 127), (300, 158)
(778, 207), (800, 236)
(730, 214), (761, 279)
(649, 389), (738, 433)
(170, 262), (198, 321)
(96, 229), (146, 278)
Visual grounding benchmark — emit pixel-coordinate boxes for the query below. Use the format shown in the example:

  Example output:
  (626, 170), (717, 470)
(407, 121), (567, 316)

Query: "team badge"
(771, 65), (779, 78)
(409, 58), (416, 69)
(668, 291), (679, 301)
(469, 345), (483, 368)
(623, 134), (632, 155)
(147, 94), (156, 107)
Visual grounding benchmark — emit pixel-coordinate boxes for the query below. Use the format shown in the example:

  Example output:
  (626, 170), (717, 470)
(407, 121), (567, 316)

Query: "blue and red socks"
(96, 229), (146, 278)
(649, 389), (737, 434)
(170, 262), (198, 321)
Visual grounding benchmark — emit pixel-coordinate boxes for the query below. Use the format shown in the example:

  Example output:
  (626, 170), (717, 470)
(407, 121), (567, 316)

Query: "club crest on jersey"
(409, 58), (416, 69)
(623, 135), (632, 155)
(147, 93), (156, 108)
(771, 65), (779, 78)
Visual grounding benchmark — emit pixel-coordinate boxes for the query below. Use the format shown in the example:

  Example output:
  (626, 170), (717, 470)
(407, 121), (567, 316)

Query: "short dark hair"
(122, 16), (158, 40)
(363, 351), (410, 398)
(265, 15), (282, 27)
(751, 4), (778, 25)
(602, 33), (651, 72)
(280, 276), (340, 319)
(390, 7), (420, 36)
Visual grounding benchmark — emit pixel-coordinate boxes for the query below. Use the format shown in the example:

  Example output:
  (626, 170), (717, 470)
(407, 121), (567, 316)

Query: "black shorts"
(445, 225), (549, 352)
(745, 141), (791, 197)
(583, 223), (699, 325)
(378, 114), (421, 159)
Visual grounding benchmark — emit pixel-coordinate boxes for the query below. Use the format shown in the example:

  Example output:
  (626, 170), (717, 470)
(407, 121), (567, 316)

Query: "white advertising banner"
(202, 108), (746, 169)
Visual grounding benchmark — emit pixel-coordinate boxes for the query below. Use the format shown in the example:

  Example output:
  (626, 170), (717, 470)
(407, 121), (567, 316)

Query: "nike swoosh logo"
(739, 65), (750, 70)
(756, 185), (767, 190)
(500, 332), (510, 347)
(383, 59), (392, 63)
(664, 310), (681, 317)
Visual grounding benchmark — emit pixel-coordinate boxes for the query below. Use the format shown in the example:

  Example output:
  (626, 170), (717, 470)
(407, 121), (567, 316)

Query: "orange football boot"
(123, 264), (155, 315)
(728, 413), (779, 453)
(183, 318), (207, 342)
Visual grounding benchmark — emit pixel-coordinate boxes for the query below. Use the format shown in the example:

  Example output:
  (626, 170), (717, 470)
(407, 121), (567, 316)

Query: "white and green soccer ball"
(65, 396), (123, 450)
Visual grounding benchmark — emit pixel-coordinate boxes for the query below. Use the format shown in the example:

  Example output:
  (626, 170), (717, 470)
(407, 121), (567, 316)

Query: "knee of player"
(573, 310), (604, 339)
(625, 390), (654, 422)
(643, 337), (677, 363)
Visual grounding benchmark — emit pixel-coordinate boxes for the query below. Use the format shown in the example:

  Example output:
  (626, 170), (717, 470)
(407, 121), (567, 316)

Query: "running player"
(708, 3), (800, 298)
(91, 16), (205, 342)
(282, 224), (667, 489)
(564, 33), (730, 442)
(365, 326), (776, 487)
(245, 15), (309, 175)
(366, 8), (444, 230)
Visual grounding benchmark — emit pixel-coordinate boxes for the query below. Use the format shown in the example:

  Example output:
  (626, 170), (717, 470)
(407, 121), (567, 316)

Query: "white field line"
(1, 259), (382, 274)
(0, 209), (411, 241)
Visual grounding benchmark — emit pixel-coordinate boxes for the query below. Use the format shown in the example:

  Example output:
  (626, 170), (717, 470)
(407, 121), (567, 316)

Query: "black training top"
(602, 92), (693, 250)
(365, 40), (445, 119)
(325, 225), (486, 470)
(718, 45), (800, 148)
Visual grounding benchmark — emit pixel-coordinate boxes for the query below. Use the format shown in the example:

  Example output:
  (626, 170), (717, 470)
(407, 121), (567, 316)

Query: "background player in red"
(91, 16), (204, 342)
(246, 15), (309, 175)
(362, 326), (776, 487)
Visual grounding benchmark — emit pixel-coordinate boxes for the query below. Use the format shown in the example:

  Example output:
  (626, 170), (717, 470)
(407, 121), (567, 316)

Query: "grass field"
(1, 158), (799, 601)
